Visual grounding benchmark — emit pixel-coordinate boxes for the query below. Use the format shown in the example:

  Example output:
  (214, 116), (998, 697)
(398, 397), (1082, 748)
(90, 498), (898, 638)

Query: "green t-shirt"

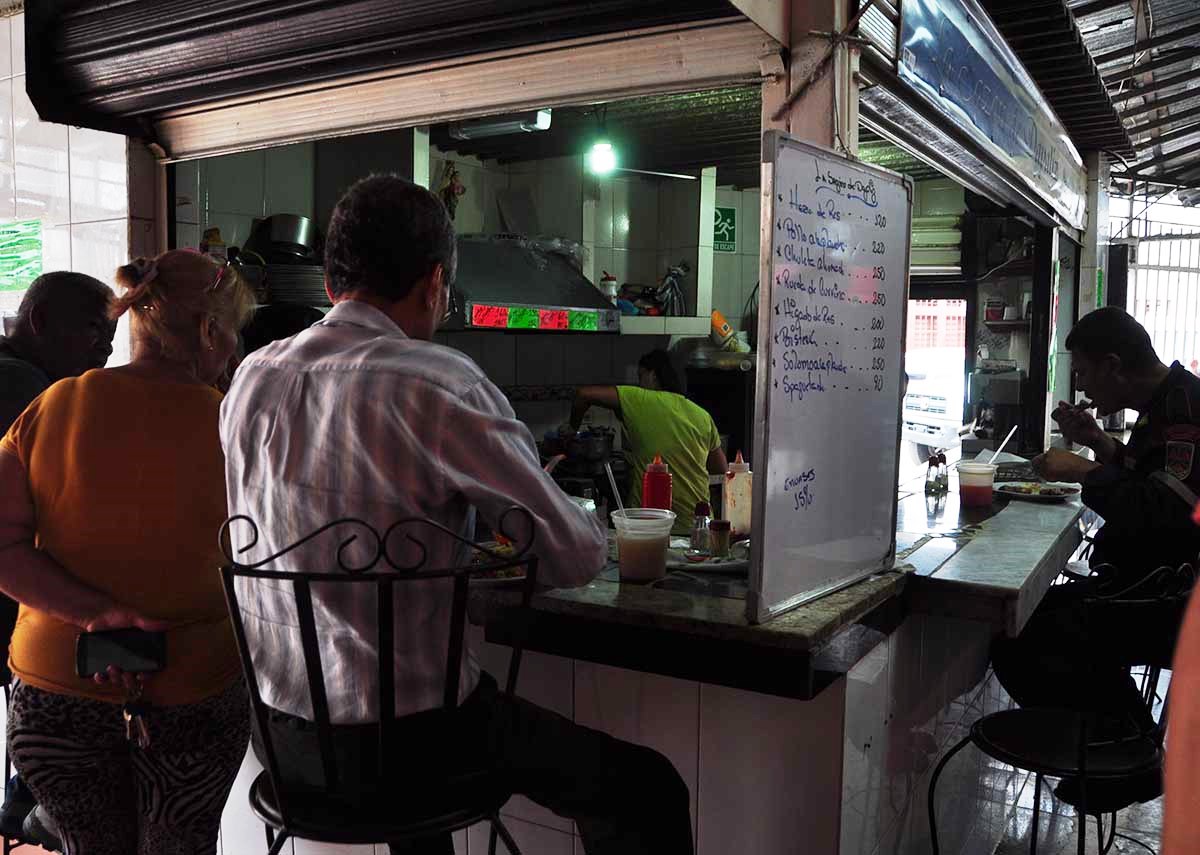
(616, 386), (721, 534)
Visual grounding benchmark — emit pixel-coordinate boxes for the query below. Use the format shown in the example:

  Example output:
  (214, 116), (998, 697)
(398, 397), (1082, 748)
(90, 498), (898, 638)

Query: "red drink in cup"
(958, 462), (996, 508)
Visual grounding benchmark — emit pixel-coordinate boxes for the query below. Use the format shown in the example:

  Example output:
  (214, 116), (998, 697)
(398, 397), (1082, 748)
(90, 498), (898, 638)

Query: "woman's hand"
(84, 607), (170, 691)
(84, 607), (170, 635)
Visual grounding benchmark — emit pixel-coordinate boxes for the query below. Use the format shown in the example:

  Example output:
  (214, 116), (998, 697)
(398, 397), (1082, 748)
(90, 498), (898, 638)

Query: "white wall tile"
(478, 333), (516, 386)
(625, 178), (659, 251)
(41, 223), (71, 271)
(71, 219), (127, 284)
(609, 248), (658, 287)
(480, 163), (508, 235)
(10, 14), (23, 77)
(468, 817), (573, 855)
(595, 178), (614, 248)
(174, 160), (201, 224)
(205, 212), (256, 249)
(69, 125), (128, 223)
(712, 254), (741, 328)
(265, 142), (315, 219)
(0, 18), (11, 80)
(0, 77), (15, 221)
(841, 638), (894, 855)
(591, 247), (613, 284)
(177, 222), (201, 251)
(14, 80), (70, 226)
(741, 187), (761, 253)
(128, 141), (158, 222)
(537, 157), (583, 242)
(514, 336), (565, 385)
(207, 150), (266, 217)
(574, 663), (700, 841)
(561, 336), (615, 385)
(129, 217), (156, 260)
(453, 161), (485, 235)
(222, 751), (291, 855)
(697, 681), (844, 855)
(293, 841), (373, 855)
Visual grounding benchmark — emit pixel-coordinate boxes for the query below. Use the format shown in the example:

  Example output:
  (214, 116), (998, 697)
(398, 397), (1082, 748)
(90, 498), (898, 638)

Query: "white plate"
(994, 481), (1080, 503)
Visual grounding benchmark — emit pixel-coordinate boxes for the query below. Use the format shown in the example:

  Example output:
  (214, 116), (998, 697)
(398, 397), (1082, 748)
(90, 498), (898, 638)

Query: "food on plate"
(996, 482), (1080, 497)
(469, 542), (526, 579)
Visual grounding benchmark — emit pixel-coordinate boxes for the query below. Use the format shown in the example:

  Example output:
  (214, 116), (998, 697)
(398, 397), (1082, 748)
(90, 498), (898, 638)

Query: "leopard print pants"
(8, 679), (250, 855)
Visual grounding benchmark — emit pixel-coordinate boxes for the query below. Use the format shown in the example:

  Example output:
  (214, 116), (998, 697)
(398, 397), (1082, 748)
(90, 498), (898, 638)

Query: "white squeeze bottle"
(723, 452), (753, 538)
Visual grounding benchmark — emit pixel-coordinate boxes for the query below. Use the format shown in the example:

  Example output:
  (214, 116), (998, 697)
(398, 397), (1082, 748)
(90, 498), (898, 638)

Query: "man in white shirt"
(221, 175), (693, 855)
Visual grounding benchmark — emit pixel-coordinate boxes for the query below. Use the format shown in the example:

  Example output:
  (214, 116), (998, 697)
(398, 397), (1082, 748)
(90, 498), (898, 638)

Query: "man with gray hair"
(0, 271), (115, 844)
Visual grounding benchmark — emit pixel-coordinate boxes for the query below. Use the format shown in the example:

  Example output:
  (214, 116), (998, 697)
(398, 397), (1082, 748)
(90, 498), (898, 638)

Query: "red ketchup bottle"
(642, 454), (673, 511)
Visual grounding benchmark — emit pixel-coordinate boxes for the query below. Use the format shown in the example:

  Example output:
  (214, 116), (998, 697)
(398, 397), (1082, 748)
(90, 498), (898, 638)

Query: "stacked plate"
(264, 264), (329, 306)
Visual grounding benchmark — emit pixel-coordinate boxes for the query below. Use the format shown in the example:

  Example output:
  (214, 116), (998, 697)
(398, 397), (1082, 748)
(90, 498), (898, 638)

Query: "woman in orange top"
(0, 250), (255, 855)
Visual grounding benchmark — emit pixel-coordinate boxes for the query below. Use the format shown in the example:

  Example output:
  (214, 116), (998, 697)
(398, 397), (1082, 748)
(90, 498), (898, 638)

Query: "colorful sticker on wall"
(0, 220), (42, 291)
(1048, 259), (1060, 394)
(1096, 268), (1105, 309)
(714, 206), (737, 253)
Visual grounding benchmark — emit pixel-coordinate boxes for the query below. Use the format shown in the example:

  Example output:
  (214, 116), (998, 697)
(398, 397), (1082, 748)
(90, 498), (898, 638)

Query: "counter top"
(472, 476), (1085, 700)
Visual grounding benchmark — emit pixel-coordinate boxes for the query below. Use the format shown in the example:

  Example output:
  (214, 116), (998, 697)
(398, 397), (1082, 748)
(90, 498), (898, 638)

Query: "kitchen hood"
(448, 235), (620, 332)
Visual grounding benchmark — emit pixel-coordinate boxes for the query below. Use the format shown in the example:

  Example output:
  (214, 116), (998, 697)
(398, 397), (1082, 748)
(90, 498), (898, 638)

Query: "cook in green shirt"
(572, 349), (727, 534)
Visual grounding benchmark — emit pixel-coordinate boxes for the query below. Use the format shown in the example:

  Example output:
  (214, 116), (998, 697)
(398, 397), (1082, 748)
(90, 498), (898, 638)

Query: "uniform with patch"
(1083, 361), (1200, 584)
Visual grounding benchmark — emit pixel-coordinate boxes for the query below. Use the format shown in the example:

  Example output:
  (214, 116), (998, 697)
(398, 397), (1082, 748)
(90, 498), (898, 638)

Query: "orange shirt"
(0, 369), (240, 705)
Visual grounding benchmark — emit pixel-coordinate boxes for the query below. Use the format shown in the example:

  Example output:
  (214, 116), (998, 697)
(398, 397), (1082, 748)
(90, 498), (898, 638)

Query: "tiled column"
(1078, 152), (1111, 317)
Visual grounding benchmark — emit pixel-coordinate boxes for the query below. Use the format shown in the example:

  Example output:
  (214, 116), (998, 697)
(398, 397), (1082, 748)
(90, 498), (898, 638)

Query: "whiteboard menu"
(748, 133), (912, 624)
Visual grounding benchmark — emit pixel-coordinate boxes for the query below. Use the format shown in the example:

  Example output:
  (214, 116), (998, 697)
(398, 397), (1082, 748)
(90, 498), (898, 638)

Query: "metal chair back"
(218, 508), (539, 827)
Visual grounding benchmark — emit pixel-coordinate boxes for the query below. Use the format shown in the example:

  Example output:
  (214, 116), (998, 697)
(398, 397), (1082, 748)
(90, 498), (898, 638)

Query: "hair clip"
(210, 259), (231, 292)
(131, 258), (158, 287)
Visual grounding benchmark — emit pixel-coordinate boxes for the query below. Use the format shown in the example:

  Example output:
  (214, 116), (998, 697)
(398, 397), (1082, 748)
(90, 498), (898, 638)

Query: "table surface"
(471, 465), (1086, 698)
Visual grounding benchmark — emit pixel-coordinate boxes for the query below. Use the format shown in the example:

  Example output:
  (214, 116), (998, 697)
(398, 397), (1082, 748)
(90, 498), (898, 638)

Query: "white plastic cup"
(611, 509), (676, 583)
(958, 462), (996, 508)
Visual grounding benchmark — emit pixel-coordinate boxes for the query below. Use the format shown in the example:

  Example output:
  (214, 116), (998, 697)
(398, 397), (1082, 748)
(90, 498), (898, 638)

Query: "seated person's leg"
(476, 676), (693, 855)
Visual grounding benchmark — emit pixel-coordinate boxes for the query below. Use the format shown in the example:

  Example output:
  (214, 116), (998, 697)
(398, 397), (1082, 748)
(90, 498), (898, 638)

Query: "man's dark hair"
(324, 174), (456, 301)
(242, 303), (325, 354)
(639, 349), (683, 394)
(15, 271), (110, 328)
(1065, 307), (1159, 373)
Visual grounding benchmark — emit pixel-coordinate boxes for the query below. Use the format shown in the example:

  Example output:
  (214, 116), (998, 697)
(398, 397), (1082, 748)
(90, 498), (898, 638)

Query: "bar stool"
(220, 510), (540, 855)
(929, 564), (1189, 855)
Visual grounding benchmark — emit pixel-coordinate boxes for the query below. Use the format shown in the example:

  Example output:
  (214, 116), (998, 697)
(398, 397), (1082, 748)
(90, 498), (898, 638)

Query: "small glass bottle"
(936, 453), (949, 494)
(690, 501), (712, 552)
(925, 453), (940, 496)
(708, 519), (732, 558)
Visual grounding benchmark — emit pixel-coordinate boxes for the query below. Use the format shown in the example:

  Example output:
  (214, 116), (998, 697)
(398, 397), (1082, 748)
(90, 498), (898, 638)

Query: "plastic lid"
(708, 519), (731, 531)
(727, 451), (750, 473)
(646, 453), (669, 473)
(694, 501), (712, 517)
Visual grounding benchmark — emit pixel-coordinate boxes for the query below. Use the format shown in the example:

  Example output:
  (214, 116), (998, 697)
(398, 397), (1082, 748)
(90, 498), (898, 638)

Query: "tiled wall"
(711, 186), (763, 332)
(840, 613), (1023, 855)
(436, 330), (670, 441)
(0, 12), (145, 365)
(174, 143), (316, 251)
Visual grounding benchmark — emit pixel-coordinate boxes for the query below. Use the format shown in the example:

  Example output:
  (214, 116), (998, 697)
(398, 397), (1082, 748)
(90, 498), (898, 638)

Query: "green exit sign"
(714, 206), (736, 253)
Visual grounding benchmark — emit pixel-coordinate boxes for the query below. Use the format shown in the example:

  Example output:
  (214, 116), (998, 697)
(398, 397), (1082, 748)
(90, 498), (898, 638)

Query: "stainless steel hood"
(449, 235), (620, 332)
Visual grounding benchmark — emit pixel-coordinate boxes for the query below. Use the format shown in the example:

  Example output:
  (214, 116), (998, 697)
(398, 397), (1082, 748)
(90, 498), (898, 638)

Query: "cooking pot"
(245, 214), (319, 259)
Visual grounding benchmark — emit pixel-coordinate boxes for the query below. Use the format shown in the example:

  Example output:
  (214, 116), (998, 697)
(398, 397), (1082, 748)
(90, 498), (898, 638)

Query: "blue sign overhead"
(898, 0), (1087, 230)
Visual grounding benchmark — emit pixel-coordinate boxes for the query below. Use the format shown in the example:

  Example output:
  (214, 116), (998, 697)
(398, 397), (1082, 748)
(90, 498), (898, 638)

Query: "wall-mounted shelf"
(983, 319), (1031, 332)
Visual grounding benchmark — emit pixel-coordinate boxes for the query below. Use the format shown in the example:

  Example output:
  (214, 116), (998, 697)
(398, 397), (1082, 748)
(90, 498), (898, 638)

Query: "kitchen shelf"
(619, 316), (710, 336)
(983, 319), (1031, 332)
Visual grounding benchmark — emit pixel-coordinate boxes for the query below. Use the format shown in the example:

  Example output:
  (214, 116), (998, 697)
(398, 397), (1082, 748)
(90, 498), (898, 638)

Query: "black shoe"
(0, 775), (34, 839)
(21, 805), (62, 853)
(1053, 767), (1163, 815)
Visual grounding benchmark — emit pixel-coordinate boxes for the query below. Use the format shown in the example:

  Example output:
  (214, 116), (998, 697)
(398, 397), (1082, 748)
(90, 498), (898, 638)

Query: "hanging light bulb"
(586, 140), (617, 176)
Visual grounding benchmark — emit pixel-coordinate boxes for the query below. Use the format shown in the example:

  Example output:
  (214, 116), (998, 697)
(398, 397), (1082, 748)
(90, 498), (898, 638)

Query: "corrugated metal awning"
(25, 0), (749, 146)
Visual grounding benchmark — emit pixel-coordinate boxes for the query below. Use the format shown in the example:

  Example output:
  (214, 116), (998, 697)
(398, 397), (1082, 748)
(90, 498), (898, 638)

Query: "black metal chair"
(219, 509), (540, 855)
(929, 563), (1193, 855)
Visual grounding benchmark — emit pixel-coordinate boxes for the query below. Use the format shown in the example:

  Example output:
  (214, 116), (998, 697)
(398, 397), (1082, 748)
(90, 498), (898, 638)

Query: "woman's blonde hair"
(111, 250), (256, 362)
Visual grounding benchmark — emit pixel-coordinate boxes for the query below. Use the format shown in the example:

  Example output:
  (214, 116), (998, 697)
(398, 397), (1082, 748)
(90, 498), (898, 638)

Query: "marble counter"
(471, 486), (1085, 699)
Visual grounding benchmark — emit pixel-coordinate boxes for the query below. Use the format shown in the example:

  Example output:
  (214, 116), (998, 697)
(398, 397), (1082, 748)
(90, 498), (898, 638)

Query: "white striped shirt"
(220, 300), (606, 724)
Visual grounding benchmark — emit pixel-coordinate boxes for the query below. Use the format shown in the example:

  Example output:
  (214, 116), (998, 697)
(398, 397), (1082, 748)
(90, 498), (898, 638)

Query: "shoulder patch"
(1166, 439), (1196, 480)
